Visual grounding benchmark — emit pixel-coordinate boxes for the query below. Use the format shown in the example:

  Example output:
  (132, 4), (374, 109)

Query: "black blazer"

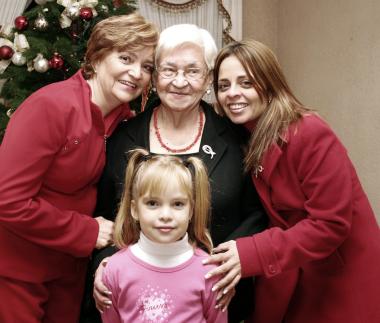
(80, 99), (267, 323)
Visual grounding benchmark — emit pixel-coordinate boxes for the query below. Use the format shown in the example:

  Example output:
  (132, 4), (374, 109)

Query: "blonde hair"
(82, 13), (159, 79)
(213, 40), (312, 172)
(114, 148), (213, 253)
(155, 24), (218, 70)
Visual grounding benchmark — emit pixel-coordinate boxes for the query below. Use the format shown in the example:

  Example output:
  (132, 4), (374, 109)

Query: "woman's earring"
(206, 88), (211, 95)
(141, 85), (150, 112)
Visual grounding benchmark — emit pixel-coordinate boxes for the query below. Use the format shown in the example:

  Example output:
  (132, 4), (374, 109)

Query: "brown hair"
(213, 40), (311, 172)
(114, 148), (213, 253)
(82, 12), (158, 79)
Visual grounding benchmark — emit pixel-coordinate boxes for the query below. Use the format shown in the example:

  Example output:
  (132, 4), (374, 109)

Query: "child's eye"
(146, 200), (158, 207)
(173, 200), (186, 208)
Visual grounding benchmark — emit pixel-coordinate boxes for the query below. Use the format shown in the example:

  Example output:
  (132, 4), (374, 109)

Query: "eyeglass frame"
(155, 64), (209, 81)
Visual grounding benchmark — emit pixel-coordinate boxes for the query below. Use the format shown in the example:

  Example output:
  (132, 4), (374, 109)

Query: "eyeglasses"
(156, 65), (207, 81)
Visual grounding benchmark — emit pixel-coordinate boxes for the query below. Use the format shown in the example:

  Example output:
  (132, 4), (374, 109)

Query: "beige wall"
(242, 0), (379, 221)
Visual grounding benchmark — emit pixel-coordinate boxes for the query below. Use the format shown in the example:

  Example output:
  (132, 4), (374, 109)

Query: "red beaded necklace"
(153, 107), (204, 153)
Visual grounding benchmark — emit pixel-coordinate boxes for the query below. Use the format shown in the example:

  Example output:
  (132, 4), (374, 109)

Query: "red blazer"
(237, 114), (380, 323)
(0, 71), (131, 282)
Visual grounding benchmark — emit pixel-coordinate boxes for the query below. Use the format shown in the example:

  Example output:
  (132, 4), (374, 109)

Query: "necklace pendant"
(202, 145), (216, 159)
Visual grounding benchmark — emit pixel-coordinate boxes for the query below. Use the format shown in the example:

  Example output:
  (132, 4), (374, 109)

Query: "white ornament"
(66, 4), (80, 20)
(34, 54), (49, 73)
(34, 15), (49, 31)
(11, 52), (26, 66)
(6, 108), (15, 118)
(99, 4), (109, 13)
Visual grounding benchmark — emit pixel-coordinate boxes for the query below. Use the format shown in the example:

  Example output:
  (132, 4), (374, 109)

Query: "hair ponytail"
(185, 157), (213, 253)
(114, 148), (151, 248)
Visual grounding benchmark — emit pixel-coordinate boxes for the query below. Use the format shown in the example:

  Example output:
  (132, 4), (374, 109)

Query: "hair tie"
(183, 160), (195, 177)
(140, 154), (152, 162)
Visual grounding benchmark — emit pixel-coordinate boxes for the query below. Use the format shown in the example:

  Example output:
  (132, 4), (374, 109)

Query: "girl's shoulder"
(193, 248), (218, 271)
(105, 247), (131, 269)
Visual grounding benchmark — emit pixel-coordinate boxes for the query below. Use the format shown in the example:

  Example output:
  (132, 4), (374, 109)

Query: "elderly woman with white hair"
(80, 24), (267, 323)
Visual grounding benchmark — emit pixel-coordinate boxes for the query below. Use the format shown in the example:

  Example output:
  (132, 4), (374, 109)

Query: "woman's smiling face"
(93, 47), (154, 109)
(154, 44), (210, 112)
(217, 55), (266, 124)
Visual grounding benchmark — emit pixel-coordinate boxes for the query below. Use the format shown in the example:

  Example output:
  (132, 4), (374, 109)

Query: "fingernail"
(104, 290), (112, 295)
(211, 285), (218, 292)
(214, 304), (220, 309)
(223, 289), (228, 294)
(222, 307), (226, 312)
(204, 273), (211, 279)
(202, 259), (207, 264)
(105, 300), (112, 305)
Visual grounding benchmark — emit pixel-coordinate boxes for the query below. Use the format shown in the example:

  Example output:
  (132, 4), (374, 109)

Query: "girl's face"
(131, 178), (192, 244)
(93, 47), (154, 110)
(217, 55), (266, 124)
(154, 45), (210, 112)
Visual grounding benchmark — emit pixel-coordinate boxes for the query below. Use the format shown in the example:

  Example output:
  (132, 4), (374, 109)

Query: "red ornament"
(0, 45), (14, 60)
(49, 53), (64, 69)
(79, 7), (93, 20)
(112, 0), (122, 8)
(14, 16), (29, 31)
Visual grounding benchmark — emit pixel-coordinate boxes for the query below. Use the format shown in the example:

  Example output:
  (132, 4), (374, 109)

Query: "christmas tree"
(0, 0), (137, 141)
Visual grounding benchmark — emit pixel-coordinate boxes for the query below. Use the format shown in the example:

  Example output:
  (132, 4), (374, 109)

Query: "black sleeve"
(93, 158), (118, 220)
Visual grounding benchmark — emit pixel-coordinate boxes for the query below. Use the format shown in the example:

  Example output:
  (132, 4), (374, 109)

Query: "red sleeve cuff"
(236, 236), (262, 277)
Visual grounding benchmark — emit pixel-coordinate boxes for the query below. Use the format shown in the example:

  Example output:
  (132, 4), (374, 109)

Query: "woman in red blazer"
(204, 40), (380, 322)
(0, 13), (158, 323)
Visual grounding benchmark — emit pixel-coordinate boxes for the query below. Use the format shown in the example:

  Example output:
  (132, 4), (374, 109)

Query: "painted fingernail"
(105, 300), (112, 305)
(211, 285), (218, 292)
(202, 259), (208, 264)
(215, 304), (220, 309)
(223, 289), (228, 294)
(205, 273), (211, 279)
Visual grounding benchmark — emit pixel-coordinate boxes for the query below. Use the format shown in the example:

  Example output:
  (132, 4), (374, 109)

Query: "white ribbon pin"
(202, 145), (216, 159)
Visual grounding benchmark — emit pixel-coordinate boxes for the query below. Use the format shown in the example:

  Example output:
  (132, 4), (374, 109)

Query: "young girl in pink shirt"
(101, 148), (227, 323)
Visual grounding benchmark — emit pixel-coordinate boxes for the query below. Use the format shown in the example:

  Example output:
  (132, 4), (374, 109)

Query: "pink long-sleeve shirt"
(102, 247), (227, 323)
